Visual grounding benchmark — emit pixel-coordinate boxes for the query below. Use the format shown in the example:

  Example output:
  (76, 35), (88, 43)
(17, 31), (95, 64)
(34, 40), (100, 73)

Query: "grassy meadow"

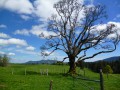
(0, 64), (120, 90)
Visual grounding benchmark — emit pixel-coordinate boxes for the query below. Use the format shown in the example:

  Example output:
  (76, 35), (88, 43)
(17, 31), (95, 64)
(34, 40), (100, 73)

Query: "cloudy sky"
(0, 0), (120, 63)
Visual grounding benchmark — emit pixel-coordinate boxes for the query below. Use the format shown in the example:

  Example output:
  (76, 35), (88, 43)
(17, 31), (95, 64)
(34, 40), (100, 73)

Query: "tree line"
(83, 59), (120, 74)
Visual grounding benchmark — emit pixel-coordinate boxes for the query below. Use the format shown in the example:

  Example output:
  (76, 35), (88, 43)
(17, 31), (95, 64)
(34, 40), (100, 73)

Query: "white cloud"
(0, 0), (87, 22)
(0, 51), (5, 55)
(94, 24), (107, 31)
(8, 52), (15, 56)
(0, 0), (34, 14)
(16, 49), (37, 55)
(20, 15), (30, 20)
(108, 22), (120, 29)
(107, 34), (117, 39)
(114, 14), (120, 20)
(0, 51), (15, 56)
(33, 0), (85, 22)
(92, 22), (120, 32)
(41, 50), (66, 61)
(0, 0), (57, 20)
(116, 14), (120, 18)
(0, 33), (10, 38)
(0, 38), (28, 46)
(16, 45), (21, 48)
(33, 0), (59, 21)
(91, 21), (120, 39)
(26, 46), (35, 51)
(31, 0), (85, 38)
(14, 24), (57, 38)
(30, 25), (57, 38)
(0, 24), (7, 28)
(0, 0), (85, 21)
(14, 29), (30, 36)
(108, 22), (120, 37)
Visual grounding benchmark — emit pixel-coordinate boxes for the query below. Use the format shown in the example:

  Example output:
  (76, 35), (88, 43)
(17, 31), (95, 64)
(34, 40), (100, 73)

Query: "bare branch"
(79, 43), (117, 61)
(40, 0), (120, 65)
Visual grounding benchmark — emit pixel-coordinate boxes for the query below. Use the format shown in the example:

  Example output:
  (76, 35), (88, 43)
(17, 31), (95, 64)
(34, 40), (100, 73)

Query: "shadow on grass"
(22, 71), (65, 76)
(23, 71), (79, 77)
(25, 71), (40, 75)
(47, 72), (64, 76)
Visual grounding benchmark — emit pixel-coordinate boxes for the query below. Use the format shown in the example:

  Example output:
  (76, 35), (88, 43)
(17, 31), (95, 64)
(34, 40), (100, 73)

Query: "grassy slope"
(0, 64), (120, 90)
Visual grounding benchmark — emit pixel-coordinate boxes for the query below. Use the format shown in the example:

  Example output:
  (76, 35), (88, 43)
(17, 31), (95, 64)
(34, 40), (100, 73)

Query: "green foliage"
(55, 61), (63, 65)
(0, 54), (9, 67)
(85, 60), (120, 73)
(103, 65), (113, 74)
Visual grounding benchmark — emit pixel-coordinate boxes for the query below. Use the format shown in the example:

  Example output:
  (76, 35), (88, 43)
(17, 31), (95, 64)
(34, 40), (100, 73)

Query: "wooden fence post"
(100, 69), (104, 90)
(49, 80), (53, 90)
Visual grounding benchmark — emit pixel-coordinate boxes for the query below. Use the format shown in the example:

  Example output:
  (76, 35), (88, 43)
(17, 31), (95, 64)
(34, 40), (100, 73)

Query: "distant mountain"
(96, 56), (120, 62)
(25, 60), (57, 64)
(103, 56), (120, 62)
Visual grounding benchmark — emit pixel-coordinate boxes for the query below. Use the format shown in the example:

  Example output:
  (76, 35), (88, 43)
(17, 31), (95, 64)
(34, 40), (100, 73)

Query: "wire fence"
(0, 66), (102, 90)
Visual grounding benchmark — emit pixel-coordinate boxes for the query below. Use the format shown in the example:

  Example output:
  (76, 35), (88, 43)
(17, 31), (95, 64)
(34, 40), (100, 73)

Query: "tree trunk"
(68, 56), (76, 74)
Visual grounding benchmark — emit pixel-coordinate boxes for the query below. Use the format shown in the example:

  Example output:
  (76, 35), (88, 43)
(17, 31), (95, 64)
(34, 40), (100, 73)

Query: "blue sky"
(0, 0), (120, 63)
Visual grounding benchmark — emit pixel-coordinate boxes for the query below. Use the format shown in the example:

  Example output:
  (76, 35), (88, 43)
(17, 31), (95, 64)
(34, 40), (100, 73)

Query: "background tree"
(84, 59), (120, 74)
(103, 65), (113, 74)
(76, 60), (84, 69)
(0, 54), (9, 67)
(0, 55), (2, 66)
(40, 0), (120, 74)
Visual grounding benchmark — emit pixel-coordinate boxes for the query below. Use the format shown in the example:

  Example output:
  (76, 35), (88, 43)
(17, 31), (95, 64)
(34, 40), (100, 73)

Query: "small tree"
(0, 55), (2, 66)
(0, 54), (9, 67)
(103, 65), (113, 74)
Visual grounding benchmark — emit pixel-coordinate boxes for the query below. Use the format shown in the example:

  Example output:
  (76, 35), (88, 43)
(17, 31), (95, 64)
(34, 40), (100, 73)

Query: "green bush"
(103, 65), (113, 74)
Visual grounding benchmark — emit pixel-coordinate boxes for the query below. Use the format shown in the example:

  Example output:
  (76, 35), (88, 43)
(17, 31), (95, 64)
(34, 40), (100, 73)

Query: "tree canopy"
(40, 0), (120, 74)
(103, 65), (113, 73)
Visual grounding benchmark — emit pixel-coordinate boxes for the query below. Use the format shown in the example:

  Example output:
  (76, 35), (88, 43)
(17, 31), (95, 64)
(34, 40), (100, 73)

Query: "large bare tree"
(40, 0), (120, 74)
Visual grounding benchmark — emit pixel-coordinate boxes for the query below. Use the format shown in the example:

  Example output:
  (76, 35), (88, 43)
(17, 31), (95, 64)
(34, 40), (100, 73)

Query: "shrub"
(103, 65), (113, 74)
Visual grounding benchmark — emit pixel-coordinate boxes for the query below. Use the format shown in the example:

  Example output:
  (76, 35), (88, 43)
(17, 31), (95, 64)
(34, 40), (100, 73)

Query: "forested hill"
(25, 60), (57, 64)
(97, 56), (120, 62)
(84, 56), (120, 74)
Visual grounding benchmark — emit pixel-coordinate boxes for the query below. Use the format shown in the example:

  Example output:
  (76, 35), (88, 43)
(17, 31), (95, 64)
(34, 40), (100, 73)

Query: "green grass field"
(0, 64), (120, 90)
